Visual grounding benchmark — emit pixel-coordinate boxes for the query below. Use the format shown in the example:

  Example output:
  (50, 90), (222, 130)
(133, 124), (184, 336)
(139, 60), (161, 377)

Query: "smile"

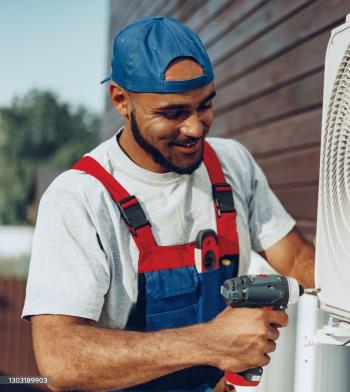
(172, 140), (201, 153)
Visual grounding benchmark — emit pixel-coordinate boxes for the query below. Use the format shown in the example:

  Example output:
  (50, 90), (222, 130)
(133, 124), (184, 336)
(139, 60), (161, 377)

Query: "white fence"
(0, 225), (33, 257)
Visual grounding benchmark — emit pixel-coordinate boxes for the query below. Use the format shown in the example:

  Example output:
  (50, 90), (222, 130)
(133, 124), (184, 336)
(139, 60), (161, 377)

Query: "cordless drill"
(220, 274), (318, 388)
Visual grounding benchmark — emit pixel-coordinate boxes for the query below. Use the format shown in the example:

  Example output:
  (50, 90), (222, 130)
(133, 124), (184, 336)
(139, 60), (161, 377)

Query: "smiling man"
(22, 16), (315, 392)
(117, 58), (215, 175)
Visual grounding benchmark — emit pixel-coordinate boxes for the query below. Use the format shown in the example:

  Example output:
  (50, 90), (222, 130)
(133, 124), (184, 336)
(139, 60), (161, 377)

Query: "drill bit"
(304, 288), (321, 294)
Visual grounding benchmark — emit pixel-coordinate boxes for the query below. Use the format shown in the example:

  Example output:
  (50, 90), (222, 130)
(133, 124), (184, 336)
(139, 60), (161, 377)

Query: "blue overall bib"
(72, 141), (240, 391)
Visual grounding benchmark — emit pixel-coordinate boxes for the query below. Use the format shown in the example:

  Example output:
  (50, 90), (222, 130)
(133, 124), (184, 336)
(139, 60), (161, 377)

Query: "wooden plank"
(257, 146), (320, 186)
(212, 71), (323, 137)
(109, 1), (135, 27)
(14, 282), (25, 374)
(215, 31), (329, 114)
(234, 108), (322, 156)
(172, 0), (208, 23)
(11, 279), (20, 374)
(144, 0), (171, 17)
(185, 0), (232, 33)
(0, 279), (38, 377)
(125, 0), (162, 22)
(208, 0), (312, 65)
(199, 0), (267, 46)
(214, 0), (347, 87)
(109, 0), (141, 32)
(274, 186), (318, 221)
(153, 0), (188, 18)
(109, 0), (176, 38)
(5, 279), (14, 373)
(0, 278), (11, 373)
(7, 279), (19, 374)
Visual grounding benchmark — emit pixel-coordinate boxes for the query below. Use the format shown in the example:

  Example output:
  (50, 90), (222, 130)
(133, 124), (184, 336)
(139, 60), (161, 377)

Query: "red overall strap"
(72, 142), (239, 272)
(72, 157), (157, 250)
(72, 156), (195, 271)
(203, 142), (239, 256)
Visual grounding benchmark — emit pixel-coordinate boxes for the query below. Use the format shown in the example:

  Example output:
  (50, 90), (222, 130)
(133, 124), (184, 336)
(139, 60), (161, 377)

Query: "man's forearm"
(32, 307), (289, 391)
(291, 241), (315, 288)
(260, 228), (315, 288)
(32, 317), (211, 391)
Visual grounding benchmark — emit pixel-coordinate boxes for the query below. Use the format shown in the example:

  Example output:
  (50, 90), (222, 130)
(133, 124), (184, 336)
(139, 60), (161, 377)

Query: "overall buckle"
(212, 183), (235, 216)
(117, 196), (150, 236)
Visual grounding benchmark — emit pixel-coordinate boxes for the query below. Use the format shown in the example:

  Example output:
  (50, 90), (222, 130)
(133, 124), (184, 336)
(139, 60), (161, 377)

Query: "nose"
(180, 112), (204, 139)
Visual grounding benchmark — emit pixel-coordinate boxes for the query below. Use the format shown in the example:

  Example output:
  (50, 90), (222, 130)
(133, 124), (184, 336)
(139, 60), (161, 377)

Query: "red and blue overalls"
(72, 141), (240, 391)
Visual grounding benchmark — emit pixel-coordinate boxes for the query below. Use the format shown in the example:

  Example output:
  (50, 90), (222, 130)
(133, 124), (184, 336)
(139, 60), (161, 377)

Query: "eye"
(162, 110), (188, 120)
(197, 102), (212, 112)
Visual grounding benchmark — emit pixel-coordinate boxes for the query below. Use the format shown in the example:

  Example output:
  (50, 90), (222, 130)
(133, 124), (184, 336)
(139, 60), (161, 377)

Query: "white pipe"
(293, 294), (319, 392)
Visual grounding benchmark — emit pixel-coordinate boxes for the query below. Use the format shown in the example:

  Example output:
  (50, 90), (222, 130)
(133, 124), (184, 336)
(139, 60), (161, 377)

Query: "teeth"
(174, 141), (197, 147)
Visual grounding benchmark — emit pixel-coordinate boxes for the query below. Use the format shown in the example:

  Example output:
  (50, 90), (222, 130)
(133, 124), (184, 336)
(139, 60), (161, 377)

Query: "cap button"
(154, 16), (164, 20)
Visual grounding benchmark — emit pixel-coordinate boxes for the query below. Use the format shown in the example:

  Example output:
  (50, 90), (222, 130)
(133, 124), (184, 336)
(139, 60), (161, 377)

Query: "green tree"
(0, 89), (100, 224)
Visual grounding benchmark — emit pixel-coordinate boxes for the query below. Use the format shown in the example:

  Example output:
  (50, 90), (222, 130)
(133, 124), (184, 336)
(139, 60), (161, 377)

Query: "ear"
(109, 83), (132, 119)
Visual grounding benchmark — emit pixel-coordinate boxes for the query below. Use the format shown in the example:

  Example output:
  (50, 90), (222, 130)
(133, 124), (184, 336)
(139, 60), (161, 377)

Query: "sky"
(0, 0), (109, 114)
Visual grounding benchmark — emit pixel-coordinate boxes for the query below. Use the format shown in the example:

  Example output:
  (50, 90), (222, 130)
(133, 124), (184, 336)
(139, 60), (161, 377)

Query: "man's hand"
(201, 306), (288, 373)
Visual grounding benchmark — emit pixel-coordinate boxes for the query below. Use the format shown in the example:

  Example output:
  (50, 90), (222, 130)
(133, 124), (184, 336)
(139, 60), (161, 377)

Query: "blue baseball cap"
(101, 16), (214, 93)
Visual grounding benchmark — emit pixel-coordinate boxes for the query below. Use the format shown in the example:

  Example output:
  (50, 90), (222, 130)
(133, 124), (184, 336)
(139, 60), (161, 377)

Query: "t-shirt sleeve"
(230, 142), (295, 252)
(242, 147), (296, 252)
(22, 189), (110, 322)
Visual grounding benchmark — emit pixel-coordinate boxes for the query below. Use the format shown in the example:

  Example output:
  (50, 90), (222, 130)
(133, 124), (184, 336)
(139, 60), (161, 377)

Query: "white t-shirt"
(22, 132), (295, 329)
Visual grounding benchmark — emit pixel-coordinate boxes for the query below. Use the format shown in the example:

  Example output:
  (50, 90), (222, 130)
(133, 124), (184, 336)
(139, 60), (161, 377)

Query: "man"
(22, 16), (315, 391)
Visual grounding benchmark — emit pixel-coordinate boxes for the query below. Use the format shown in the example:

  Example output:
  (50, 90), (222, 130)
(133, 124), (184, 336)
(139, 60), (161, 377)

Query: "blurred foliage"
(0, 253), (30, 279)
(0, 89), (100, 224)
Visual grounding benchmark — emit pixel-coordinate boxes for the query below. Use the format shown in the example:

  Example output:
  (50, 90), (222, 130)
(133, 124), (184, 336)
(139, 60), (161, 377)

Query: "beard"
(130, 110), (203, 175)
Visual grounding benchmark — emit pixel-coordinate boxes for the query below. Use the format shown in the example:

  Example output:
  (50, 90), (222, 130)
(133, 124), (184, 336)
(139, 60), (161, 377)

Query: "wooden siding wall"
(0, 279), (44, 390)
(102, 0), (350, 240)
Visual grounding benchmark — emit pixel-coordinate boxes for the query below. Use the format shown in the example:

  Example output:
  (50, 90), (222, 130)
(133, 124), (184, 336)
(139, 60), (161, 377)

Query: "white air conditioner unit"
(315, 14), (350, 326)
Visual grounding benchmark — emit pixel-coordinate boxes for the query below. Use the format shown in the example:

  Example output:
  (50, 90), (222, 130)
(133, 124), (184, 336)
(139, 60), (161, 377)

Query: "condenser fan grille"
(318, 43), (350, 319)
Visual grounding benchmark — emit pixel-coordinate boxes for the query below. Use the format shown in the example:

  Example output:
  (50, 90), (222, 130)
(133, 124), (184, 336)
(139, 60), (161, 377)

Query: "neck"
(118, 126), (167, 173)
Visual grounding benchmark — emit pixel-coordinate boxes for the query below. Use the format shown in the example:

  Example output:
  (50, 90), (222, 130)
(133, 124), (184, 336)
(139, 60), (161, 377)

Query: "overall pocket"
(147, 303), (199, 331)
(145, 266), (200, 331)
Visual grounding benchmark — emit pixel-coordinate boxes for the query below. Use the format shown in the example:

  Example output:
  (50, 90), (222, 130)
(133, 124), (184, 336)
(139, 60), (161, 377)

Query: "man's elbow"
(47, 380), (65, 392)
(35, 353), (74, 391)
(31, 314), (95, 391)
(33, 334), (100, 391)
(31, 323), (77, 390)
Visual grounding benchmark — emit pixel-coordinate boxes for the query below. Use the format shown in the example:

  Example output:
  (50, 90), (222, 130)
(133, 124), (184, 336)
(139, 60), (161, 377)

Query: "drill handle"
(225, 367), (263, 387)
(224, 306), (280, 387)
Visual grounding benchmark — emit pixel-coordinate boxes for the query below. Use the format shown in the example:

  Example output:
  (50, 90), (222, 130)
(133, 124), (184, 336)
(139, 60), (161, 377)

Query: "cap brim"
(100, 76), (111, 84)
